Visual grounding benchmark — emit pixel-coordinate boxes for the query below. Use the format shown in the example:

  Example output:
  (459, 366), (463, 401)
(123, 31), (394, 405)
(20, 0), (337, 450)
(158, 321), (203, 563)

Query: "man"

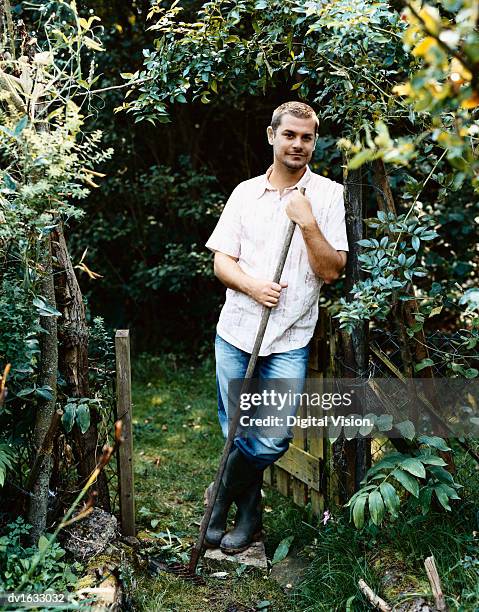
(204, 101), (348, 554)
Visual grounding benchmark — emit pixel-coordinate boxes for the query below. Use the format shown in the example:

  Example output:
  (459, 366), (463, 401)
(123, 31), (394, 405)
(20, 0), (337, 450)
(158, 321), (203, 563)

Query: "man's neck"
(268, 161), (306, 195)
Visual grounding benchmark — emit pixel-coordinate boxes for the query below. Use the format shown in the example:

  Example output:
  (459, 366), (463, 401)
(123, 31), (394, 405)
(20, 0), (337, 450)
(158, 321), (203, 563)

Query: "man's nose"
(292, 138), (303, 149)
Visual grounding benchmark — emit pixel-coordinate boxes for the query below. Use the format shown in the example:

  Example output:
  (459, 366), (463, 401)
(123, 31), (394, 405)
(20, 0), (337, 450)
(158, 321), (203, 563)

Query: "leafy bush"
(346, 437), (462, 528)
(0, 518), (78, 592)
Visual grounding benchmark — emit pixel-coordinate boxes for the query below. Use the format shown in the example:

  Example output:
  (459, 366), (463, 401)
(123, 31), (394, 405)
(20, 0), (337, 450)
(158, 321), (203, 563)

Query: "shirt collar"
(255, 165), (312, 199)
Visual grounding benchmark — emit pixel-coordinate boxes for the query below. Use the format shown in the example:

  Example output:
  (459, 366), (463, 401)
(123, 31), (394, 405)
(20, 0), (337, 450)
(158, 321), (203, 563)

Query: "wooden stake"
(424, 555), (447, 611)
(115, 330), (135, 536)
(358, 579), (392, 612)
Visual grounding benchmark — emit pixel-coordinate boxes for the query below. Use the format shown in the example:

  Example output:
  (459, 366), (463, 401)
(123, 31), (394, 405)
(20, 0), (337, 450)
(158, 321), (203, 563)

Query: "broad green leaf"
(76, 403), (91, 434)
(434, 485), (451, 511)
(271, 535), (294, 565)
(395, 420), (415, 440)
(392, 468), (419, 497)
(35, 386), (53, 401)
(376, 414), (393, 432)
(418, 436), (451, 451)
(379, 482), (400, 517)
(16, 387), (35, 397)
(368, 490), (385, 526)
(32, 296), (62, 318)
(418, 486), (433, 514)
(428, 465), (454, 484)
(417, 455), (446, 466)
(352, 494), (367, 529)
(62, 404), (76, 433)
(401, 458), (426, 479)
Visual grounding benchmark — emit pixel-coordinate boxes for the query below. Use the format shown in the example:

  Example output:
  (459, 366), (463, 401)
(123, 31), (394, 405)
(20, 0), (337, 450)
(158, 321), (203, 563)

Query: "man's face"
(268, 114), (317, 171)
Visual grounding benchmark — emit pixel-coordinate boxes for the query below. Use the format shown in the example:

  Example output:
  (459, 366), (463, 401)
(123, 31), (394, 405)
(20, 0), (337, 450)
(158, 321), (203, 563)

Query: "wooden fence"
(263, 308), (334, 516)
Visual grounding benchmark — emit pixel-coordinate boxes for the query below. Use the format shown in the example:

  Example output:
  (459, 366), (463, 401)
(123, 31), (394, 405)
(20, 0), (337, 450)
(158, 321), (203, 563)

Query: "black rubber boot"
(220, 473), (263, 554)
(204, 447), (261, 548)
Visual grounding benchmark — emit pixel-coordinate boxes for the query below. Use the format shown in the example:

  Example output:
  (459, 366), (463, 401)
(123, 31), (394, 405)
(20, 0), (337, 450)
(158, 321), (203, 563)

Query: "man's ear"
(267, 126), (274, 145)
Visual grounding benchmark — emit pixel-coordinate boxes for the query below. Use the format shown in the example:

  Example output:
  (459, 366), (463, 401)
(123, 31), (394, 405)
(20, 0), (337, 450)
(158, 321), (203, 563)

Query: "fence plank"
(115, 330), (135, 536)
(263, 466), (273, 486)
(275, 466), (290, 497)
(276, 444), (321, 491)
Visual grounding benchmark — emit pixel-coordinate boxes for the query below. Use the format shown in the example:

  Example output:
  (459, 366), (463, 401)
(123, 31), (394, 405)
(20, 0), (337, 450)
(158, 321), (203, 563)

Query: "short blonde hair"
(271, 101), (319, 135)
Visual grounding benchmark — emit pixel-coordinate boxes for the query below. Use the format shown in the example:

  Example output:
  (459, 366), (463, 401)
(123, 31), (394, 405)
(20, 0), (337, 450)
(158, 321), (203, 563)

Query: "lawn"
(127, 355), (479, 612)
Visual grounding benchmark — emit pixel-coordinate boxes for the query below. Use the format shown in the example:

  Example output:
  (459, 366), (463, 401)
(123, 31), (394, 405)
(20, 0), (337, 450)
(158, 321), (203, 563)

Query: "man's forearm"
(213, 252), (253, 295)
(213, 252), (288, 308)
(300, 220), (345, 284)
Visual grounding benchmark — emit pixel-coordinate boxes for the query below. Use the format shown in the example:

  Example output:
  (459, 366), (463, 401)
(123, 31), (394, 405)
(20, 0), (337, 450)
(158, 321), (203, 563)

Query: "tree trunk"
(28, 236), (58, 543)
(52, 222), (110, 511)
(333, 163), (371, 501)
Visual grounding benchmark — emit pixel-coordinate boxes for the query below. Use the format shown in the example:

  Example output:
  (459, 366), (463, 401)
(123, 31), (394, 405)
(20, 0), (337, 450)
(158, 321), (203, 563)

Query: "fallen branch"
(424, 555), (447, 611)
(358, 579), (392, 612)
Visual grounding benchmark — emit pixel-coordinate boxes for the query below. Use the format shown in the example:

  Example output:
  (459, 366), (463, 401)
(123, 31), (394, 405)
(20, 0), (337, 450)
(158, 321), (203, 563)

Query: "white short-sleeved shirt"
(206, 165), (348, 356)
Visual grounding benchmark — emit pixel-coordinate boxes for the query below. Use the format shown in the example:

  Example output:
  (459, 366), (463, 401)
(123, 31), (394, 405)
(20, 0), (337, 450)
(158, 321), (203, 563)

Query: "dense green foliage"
(0, 518), (78, 593)
(0, 0), (478, 607)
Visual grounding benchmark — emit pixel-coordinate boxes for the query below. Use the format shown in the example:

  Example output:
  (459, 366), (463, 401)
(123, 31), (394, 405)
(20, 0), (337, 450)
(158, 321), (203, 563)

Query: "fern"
(0, 443), (14, 487)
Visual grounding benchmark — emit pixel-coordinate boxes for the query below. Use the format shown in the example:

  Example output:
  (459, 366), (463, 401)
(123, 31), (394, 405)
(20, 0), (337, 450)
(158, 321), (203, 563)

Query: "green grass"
(129, 354), (310, 612)
(128, 355), (479, 612)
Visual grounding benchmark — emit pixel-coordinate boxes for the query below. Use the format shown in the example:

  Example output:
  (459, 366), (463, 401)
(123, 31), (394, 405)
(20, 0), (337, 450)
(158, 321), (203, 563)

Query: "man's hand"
(285, 190), (315, 229)
(247, 279), (288, 308)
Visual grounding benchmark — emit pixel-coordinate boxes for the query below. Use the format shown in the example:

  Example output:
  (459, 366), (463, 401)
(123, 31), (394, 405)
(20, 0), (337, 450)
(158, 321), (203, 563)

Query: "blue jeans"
(215, 334), (310, 470)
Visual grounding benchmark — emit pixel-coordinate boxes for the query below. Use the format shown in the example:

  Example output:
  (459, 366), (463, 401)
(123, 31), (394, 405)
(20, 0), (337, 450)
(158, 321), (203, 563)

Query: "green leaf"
(16, 387), (35, 397)
(32, 296), (62, 318)
(256, 602), (271, 611)
(76, 403), (91, 434)
(62, 403), (76, 433)
(418, 436), (451, 451)
(376, 414), (393, 432)
(428, 465), (454, 484)
(418, 486), (433, 514)
(352, 494), (367, 529)
(411, 236), (420, 251)
(401, 458), (426, 479)
(14, 116), (28, 136)
(464, 368), (479, 379)
(417, 455), (446, 466)
(38, 535), (50, 552)
(414, 358), (434, 372)
(379, 482), (400, 517)
(368, 490), (385, 526)
(35, 386), (53, 401)
(272, 535), (294, 565)
(392, 469), (419, 497)
(395, 420), (415, 440)
(434, 485), (451, 511)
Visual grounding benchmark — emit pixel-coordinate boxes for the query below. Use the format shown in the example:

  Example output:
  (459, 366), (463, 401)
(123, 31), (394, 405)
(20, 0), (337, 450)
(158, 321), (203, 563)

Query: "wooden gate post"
(115, 330), (136, 536)
(333, 162), (371, 500)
